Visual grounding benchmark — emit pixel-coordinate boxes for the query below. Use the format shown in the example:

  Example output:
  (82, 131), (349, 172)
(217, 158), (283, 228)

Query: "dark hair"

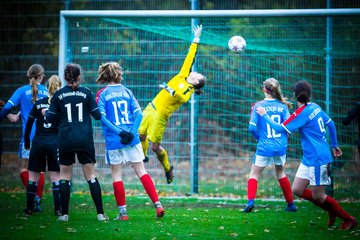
(194, 77), (206, 95)
(27, 64), (45, 103)
(64, 63), (81, 89)
(294, 80), (311, 105)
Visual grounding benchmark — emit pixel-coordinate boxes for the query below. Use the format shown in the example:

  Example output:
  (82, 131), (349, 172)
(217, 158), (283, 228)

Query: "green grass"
(0, 191), (359, 240)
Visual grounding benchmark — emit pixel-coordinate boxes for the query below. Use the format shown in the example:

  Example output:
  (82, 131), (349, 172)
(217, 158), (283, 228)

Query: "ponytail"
(294, 80), (311, 105)
(27, 64), (44, 103)
(64, 63), (81, 90)
(264, 78), (292, 109)
(30, 78), (38, 103)
(194, 75), (206, 95)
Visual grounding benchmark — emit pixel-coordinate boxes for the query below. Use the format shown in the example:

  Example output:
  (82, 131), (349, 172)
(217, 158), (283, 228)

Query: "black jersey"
(46, 85), (101, 151)
(24, 97), (58, 148)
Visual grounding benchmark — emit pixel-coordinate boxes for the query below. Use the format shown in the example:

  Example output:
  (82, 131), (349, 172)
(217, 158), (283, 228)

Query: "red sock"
(322, 196), (352, 221)
(278, 176), (293, 204)
(20, 171), (29, 188)
(247, 178), (257, 200)
(300, 188), (314, 202)
(36, 172), (45, 198)
(113, 181), (126, 206)
(301, 188), (336, 213)
(140, 174), (159, 203)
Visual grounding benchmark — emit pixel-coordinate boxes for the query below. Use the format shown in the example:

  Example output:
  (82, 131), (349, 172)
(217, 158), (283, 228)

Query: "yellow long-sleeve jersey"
(151, 42), (198, 118)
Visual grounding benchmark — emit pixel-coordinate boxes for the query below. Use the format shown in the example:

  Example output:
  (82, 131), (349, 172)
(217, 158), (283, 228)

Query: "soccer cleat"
(155, 202), (165, 219)
(55, 209), (62, 216)
(327, 211), (336, 227)
(165, 166), (174, 184)
(114, 209), (129, 221)
(143, 156), (149, 162)
(243, 201), (255, 213)
(23, 209), (33, 216)
(340, 216), (357, 230)
(57, 214), (69, 222)
(156, 206), (165, 219)
(114, 214), (129, 221)
(97, 213), (109, 221)
(33, 196), (42, 212)
(285, 203), (297, 212)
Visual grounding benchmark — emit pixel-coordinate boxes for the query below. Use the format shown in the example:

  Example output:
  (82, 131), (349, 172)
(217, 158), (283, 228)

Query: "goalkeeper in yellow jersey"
(139, 24), (206, 184)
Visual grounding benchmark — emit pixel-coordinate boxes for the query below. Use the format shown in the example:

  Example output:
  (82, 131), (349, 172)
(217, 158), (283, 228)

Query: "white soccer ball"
(228, 36), (246, 52)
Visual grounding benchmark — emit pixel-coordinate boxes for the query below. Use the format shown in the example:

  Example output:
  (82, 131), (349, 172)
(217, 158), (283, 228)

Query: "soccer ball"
(228, 36), (246, 52)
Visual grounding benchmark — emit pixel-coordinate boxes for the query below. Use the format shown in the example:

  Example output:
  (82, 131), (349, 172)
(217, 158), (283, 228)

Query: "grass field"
(1, 190), (359, 240)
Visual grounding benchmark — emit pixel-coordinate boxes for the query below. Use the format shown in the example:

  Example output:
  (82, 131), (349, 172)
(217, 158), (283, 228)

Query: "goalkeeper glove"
(193, 24), (202, 43)
(159, 82), (175, 96)
(119, 131), (134, 145)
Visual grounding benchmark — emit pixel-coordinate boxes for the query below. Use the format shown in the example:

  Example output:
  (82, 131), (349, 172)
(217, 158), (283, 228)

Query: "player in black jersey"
(23, 75), (61, 216)
(45, 63), (108, 222)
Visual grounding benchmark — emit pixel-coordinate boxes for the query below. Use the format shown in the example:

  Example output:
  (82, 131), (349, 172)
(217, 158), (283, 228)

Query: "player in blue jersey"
(0, 64), (48, 211)
(256, 80), (357, 230)
(0, 100), (19, 123)
(243, 78), (296, 213)
(96, 62), (164, 220)
(0, 100), (20, 168)
(23, 75), (61, 216)
(44, 63), (108, 222)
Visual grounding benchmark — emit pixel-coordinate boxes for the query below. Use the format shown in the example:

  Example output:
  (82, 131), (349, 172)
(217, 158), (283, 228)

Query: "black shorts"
(28, 134), (60, 172)
(59, 148), (96, 166)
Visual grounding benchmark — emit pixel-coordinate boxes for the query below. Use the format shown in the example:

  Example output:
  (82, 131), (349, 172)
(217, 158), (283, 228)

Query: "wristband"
(193, 37), (200, 43)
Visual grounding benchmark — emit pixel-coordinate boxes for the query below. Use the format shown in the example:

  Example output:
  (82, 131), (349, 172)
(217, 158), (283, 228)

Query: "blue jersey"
(282, 102), (335, 166)
(0, 84), (48, 142)
(249, 99), (289, 156)
(96, 84), (142, 150)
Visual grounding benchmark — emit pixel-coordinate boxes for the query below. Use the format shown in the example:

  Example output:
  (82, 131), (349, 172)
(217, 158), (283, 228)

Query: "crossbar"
(60, 9), (360, 18)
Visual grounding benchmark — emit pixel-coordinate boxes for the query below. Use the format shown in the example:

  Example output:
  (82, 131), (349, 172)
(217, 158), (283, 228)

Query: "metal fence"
(1, 1), (360, 200)
(53, 9), (360, 199)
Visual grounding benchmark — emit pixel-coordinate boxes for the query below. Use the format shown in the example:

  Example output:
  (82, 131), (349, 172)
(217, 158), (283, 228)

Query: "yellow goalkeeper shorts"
(139, 103), (168, 143)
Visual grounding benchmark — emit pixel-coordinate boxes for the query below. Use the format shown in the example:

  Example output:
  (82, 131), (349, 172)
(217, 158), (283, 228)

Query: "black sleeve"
(24, 106), (36, 148)
(91, 108), (101, 120)
(343, 102), (360, 126)
(88, 89), (101, 120)
(46, 94), (58, 123)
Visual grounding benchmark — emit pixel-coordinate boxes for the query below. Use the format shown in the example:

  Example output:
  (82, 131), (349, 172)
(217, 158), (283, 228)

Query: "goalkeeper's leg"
(153, 144), (173, 184)
(154, 145), (170, 172)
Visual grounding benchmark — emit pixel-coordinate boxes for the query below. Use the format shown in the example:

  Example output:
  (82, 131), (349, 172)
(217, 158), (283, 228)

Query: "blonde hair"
(96, 62), (123, 84)
(263, 78), (293, 109)
(47, 75), (61, 104)
(27, 64), (45, 103)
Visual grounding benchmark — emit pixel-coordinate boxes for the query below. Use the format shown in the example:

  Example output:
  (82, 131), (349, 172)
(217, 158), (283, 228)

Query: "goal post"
(59, 8), (360, 82)
(58, 9), (360, 198)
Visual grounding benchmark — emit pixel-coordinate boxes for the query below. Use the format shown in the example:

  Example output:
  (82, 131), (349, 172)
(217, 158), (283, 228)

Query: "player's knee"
(311, 191), (326, 203)
(292, 186), (303, 197)
(151, 146), (161, 154)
